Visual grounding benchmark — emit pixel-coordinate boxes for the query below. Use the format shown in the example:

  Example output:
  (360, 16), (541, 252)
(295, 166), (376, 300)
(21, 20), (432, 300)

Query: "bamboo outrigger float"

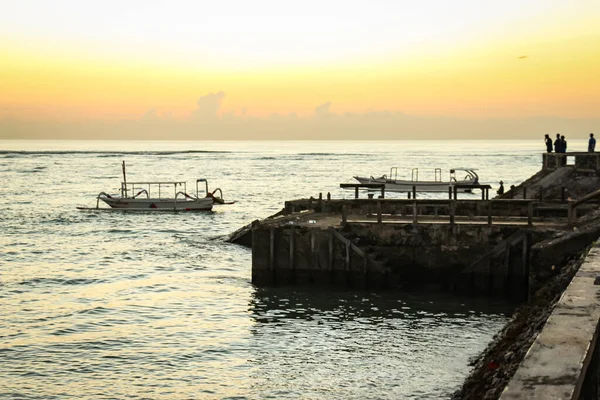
(77, 161), (234, 211)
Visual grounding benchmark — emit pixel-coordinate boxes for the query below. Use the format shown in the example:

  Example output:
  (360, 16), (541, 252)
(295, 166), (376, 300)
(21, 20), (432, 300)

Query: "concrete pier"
(501, 244), (600, 399)
(229, 152), (600, 398)
(244, 196), (567, 299)
(229, 154), (600, 299)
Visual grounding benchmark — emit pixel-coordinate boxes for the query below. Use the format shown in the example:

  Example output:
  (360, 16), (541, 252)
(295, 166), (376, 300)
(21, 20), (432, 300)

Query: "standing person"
(589, 133), (596, 152)
(561, 135), (567, 153)
(545, 134), (553, 152)
(554, 133), (562, 153)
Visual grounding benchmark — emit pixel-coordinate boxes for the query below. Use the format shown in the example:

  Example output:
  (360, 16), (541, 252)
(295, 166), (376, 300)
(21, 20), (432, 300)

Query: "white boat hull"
(353, 176), (471, 193)
(100, 197), (214, 211)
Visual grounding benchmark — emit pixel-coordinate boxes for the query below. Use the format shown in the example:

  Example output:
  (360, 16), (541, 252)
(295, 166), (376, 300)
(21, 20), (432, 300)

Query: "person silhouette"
(497, 181), (504, 195)
(561, 135), (567, 153)
(589, 133), (596, 152)
(544, 134), (552, 152)
(554, 133), (562, 153)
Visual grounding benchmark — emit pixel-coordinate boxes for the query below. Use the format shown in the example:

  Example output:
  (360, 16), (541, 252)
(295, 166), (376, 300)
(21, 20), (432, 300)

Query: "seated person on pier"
(497, 181), (504, 195)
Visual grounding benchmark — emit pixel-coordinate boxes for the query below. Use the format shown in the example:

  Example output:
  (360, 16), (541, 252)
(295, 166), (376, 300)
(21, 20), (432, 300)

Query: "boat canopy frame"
(120, 181), (188, 200)
(382, 167), (476, 183)
(118, 179), (212, 200)
(449, 168), (479, 184)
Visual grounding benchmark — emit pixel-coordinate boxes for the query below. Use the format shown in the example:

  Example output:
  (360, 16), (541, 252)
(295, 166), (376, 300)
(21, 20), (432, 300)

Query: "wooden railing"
(568, 188), (600, 224)
(543, 152), (600, 172)
(340, 199), (535, 226)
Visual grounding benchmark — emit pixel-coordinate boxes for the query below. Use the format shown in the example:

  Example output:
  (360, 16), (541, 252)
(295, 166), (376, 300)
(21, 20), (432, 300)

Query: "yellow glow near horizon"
(2, 37), (598, 120)
(0, 0), (599, 131)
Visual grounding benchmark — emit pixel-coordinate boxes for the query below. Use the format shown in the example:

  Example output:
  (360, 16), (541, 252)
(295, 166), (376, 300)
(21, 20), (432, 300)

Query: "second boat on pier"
(353, 167), (480, 193)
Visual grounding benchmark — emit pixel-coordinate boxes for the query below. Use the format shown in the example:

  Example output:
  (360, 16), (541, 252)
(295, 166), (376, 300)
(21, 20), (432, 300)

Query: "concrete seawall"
(247, 207), (566, 300)
(501, 244), (600, 399)
(251, 223), (391, 289)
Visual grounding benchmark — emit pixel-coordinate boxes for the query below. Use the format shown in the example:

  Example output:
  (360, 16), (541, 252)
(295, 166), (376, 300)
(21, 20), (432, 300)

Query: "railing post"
(568, 201), (575, 225)
(561, 187), (566, 203)
(448, 186), (452, 199)
(450, 201), (455, 225)
(412, 185), (416, 199)
(543, 153), (547, 169)
(381, 186), (385, 199)
(488, 200), (492, 226)
(354, 186), (359, 199)
(527, 202), (533, 226)
(377, 201), (382, 224)
(413, 200), (418, 224)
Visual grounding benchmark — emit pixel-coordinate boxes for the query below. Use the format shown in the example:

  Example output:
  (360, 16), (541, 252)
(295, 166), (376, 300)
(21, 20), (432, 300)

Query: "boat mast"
(122, 160), (127, 198)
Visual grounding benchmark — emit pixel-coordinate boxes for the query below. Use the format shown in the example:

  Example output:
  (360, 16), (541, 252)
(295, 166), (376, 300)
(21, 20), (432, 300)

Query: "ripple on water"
(0, 141), (536, 399)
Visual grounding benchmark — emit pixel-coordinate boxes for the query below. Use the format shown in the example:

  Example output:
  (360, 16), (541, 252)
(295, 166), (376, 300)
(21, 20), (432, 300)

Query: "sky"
(1, 0), (599, 139)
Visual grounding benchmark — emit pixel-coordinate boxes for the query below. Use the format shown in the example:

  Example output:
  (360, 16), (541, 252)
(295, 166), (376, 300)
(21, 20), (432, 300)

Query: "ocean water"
(0, 140), (568, 399)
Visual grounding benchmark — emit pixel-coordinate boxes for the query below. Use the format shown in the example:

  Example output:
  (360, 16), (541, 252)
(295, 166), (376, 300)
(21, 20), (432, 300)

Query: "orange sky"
(1, 0), (599, 139)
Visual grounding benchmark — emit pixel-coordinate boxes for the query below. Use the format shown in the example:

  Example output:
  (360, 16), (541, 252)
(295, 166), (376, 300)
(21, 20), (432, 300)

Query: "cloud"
(193, 91), (225, 118)
(315, 101), (332, 117)
(3, 96), (600, 140)
(141, 108), (158, 121)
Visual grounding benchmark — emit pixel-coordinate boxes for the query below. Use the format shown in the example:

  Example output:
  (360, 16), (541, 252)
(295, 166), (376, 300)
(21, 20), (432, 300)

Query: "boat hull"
(353, 176), (471, 193)
(100, 197), (214, 211)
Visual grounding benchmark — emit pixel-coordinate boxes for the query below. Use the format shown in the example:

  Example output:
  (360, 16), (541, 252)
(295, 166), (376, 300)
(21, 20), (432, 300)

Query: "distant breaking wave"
(297, 152), (364, 156)
(0, 150), (234, 155)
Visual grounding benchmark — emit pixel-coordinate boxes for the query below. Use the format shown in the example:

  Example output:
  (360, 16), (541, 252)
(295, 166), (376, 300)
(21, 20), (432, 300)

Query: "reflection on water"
(247, 288), (511, 399)
(0, 140), (531, 399)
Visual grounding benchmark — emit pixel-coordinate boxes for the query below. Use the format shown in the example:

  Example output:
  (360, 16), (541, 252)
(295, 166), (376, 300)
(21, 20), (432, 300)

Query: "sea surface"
(0, 140), (578, 399)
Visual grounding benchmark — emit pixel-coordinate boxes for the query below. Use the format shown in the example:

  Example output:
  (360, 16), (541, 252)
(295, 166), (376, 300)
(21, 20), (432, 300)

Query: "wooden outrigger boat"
(353, 167), (480, 193)
(77, 162), (234, 211)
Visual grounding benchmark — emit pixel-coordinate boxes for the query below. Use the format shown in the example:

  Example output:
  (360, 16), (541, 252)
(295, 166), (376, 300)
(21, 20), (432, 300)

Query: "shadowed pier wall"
(250, 217), (539, 299)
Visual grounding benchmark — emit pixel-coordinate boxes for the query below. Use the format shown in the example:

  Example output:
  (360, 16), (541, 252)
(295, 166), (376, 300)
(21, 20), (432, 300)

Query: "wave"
(0, 150), (234, 156)
(18, 277), (106, 286)
(297, 152), (365, 156)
